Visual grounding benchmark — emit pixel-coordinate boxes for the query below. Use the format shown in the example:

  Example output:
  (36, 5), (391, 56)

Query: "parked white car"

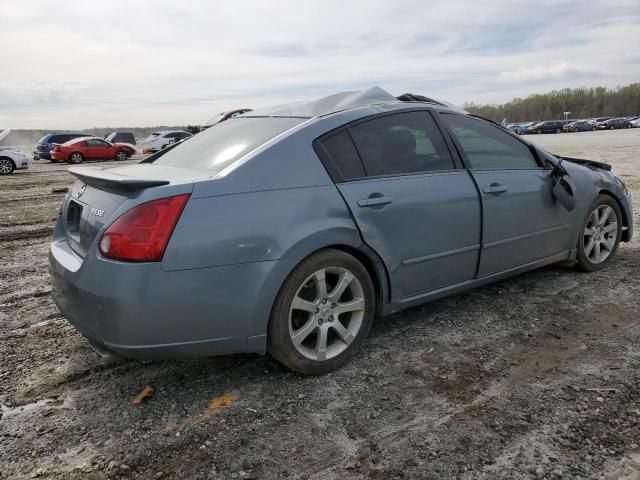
(0, 129), (29, 175)
(630, 117), (640, 128)
(140, 130), (192, 153)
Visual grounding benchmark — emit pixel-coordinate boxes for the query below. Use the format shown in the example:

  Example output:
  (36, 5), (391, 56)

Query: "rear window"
(154, 117), (304, 171)
(49, 135), (67, 143)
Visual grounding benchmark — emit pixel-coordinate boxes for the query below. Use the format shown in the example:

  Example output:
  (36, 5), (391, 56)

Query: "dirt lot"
(1, 130), (639, 480)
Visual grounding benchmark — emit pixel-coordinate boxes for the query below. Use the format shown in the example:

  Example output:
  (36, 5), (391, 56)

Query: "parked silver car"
(0, 129), (29, 175)
(50, 87), (633, 374)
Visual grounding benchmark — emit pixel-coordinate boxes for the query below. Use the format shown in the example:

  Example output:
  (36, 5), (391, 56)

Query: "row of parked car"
(32, 130), (193, 162)
(509, 116), (640, 135)
(30, 108), (256, 165)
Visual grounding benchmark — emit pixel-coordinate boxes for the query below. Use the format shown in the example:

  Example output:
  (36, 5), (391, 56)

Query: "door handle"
(357, 196), (393, 207)
(482, 183), (507, 195)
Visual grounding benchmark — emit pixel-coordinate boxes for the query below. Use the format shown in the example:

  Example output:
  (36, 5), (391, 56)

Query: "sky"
(1, 0), (639, 129)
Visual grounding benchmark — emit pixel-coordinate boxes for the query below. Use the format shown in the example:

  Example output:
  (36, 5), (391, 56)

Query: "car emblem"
(76, 184), (86, 198)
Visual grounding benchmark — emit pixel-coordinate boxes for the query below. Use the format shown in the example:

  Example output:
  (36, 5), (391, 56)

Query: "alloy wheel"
(0, 158), (13, 174)
(583, 205), (618, 264)
(70, 153), (82, 163)
(116, 151), (127, 161)
(288, 266), (365, 361)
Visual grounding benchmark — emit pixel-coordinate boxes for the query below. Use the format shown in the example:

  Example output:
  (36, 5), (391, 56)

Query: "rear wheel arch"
(599, 189), (630, 241)
(269, 244), (389, 325)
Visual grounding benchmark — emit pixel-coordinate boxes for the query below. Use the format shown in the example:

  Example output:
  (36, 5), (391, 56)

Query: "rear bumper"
(35, 151), (51, 160)
(48, 230), (294, 359)
(49, 153), (67, 162)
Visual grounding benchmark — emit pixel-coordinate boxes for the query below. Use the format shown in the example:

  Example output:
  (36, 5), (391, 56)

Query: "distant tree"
(466, 83), (640, 122)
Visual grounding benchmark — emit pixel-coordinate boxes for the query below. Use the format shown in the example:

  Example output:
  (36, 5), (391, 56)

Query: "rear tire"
(116, 150), (128, 161)
(68, 152), (84, 164)
(267, 249), (375, 375)
(0, 157), (15, 175)
(576, 195), (622, 272)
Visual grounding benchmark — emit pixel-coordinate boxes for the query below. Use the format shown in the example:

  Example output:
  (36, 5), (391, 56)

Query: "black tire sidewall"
(576, 195), (623, 272)
(267, 249), (375, 375)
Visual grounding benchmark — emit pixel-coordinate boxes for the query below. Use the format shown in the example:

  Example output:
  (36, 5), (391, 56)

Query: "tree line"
(464, 83), (640, 123)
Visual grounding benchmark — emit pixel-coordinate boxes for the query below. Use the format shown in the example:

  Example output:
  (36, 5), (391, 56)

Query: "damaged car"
(49, 87), (633, 374)
(0, 129), (29, 175)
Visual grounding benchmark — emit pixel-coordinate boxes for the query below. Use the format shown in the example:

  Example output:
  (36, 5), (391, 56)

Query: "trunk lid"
(63, 164), (211, 258)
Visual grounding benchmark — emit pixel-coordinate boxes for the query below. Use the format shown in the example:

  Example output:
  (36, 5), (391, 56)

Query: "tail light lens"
(99, 194), (190, 262)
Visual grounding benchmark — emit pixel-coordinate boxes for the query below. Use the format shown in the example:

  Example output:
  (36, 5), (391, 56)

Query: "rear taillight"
(40, 144), (47, 151)
(99, 194), (190, 262)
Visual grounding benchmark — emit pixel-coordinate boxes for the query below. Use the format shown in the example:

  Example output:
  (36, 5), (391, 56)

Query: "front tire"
(0, 157), (15, 175)
(267, 249), (375, 375)
(576, 195), (622, 272)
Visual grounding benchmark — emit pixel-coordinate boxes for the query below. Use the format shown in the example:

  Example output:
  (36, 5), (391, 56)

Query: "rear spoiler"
(555, 156), (612, 171)
(68, 167), (169, 191)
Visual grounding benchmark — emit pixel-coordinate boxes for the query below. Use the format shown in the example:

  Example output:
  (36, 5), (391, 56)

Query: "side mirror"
(552, 174), (576, 211)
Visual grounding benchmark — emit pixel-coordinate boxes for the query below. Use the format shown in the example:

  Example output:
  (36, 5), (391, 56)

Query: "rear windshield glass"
(153, 117), (304, 171)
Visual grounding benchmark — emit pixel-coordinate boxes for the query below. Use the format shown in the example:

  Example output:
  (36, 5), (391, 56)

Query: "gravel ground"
(1, 130), (639, 480)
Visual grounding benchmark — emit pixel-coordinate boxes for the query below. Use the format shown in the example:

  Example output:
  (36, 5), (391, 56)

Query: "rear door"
(316, 110), (481, 300)
(441, 113), (574, 276)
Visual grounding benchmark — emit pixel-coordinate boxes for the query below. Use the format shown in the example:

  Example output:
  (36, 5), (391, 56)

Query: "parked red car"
(50, 137), (136, 164)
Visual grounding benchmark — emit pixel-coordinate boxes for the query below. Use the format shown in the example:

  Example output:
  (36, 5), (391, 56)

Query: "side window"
(320, 130), (365, 180)
(349, 111), (454, 177)
(442, 114), (539, 170)
(87, 139), (109, 147)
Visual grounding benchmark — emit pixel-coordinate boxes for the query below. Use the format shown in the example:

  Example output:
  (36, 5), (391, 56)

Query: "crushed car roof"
(244, 86), (464, 118)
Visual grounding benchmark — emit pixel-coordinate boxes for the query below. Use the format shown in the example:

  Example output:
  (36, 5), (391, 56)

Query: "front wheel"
(576, 195), (622, 272)
(268, 249), (375, 374)
(610, 125), (615, 130)
(0, 157), (15, 175)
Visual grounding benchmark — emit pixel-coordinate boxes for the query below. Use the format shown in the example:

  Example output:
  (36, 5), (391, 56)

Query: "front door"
(441, 113), (574, 276)
(85, 138), (110, 159)
(317, 110), (482, 300)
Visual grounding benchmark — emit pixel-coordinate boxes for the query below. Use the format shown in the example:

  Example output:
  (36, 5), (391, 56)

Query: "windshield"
(153, 117), (305, 172)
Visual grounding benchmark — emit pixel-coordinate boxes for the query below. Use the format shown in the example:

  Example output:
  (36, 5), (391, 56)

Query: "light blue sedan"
(49, 87), (633, 374)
